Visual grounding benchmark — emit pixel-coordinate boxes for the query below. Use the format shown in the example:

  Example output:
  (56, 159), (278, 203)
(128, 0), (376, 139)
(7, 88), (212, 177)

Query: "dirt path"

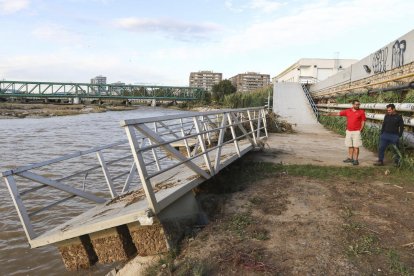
(253, 124), (377, 166)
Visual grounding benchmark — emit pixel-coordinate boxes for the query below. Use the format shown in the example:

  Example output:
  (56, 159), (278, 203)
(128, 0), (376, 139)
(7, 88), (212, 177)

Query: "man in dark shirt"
(374, 104), (404, 166)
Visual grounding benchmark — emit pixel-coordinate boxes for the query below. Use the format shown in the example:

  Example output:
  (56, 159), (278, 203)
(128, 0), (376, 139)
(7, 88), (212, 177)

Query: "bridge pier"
(151, 99), (156, 107)
(73, 97), (81, 104)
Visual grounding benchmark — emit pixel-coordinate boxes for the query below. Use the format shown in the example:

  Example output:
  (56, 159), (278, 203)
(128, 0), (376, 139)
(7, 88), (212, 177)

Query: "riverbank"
(112, 124), (413, 275)
(115, 159), (414, 275)
(0, 102), (139, 118)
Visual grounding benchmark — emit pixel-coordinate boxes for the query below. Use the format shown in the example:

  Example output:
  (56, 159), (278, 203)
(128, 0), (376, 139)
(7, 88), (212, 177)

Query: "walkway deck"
(30, 141), (252, 248)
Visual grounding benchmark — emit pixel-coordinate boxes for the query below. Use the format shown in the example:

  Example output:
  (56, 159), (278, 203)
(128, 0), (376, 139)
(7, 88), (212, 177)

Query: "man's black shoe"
(343, 158), (353, 163)
(373, 160), (384, 166)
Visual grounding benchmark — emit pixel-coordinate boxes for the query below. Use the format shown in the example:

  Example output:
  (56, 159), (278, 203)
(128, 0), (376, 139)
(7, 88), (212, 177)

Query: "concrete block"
(127, 222), (168, 256)
(89, 225), (136, 264)
(57, 236), (97, 271)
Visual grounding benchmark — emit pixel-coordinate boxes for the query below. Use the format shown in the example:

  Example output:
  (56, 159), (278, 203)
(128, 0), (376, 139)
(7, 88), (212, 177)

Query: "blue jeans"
(378, 132), (400, 162)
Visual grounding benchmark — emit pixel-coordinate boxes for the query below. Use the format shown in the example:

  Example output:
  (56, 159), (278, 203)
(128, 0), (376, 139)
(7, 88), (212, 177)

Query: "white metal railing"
(121, 107), (268, 214)
(317, 103), (414, 112)
(1, 140), (140, 243)
(317, 103), (414, 127)
(2, 107), (268, 246)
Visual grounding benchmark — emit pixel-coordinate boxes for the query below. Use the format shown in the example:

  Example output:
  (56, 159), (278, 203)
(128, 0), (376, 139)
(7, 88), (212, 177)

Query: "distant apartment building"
(229, 72), (270, 93)
(189, 71), (222, 92)
(91, 75), (107, 85)
(91, 75), (107, 93)
(273, 58), (357, 84)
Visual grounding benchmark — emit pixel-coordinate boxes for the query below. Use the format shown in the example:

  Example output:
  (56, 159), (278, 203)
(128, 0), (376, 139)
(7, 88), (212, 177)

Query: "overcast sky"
(0, 0), (412, 85)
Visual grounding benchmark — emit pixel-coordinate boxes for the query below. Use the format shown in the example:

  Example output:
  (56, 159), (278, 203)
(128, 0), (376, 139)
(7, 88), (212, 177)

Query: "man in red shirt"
(327, 100), (366, 165)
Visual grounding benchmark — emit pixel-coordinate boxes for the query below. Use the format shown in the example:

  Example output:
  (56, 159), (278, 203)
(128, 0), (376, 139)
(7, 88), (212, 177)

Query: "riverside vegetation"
(177, 80), (272, 110)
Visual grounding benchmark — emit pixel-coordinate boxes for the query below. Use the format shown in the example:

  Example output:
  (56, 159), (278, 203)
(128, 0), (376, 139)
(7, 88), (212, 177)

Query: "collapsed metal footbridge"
(2, 107), (268, 270)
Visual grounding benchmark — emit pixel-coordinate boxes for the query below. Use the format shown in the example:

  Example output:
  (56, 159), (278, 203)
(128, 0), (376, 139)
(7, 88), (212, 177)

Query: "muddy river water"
(0, 106), (188, 275)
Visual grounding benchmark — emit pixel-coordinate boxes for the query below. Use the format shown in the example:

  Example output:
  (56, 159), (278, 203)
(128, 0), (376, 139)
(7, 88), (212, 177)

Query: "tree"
(212, 80), (236, 103)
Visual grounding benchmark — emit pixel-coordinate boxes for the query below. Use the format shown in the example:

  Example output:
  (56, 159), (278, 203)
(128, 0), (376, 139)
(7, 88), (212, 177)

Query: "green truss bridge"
(0, 80), (205, 101)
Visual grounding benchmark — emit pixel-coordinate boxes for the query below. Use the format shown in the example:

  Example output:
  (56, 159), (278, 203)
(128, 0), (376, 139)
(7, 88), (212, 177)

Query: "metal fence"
(2, 107), (268, 246)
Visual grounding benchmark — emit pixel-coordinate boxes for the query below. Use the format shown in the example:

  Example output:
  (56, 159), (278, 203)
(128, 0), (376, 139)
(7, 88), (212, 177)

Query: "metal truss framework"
(0, 80), (205, 101)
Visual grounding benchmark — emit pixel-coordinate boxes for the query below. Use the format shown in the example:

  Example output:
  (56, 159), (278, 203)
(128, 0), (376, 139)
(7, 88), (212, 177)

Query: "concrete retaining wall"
(310, 29), (414, 94)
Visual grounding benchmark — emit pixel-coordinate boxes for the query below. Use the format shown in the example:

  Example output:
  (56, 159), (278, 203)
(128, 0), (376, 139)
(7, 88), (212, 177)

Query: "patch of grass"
(227, 212), (270, 241)
(174, 258), (209, 276)
(388, 250), (412, 276)
(251, 227), (270, 241)
(228, 212), (253, 237)
(346, 235), (381, 257)
(217, 246), (277, 273)
(341, 206), (354, 218)
(200, 160), (414, 197)
(143, 250), (178, 276)
(249, 196), (263, 205)
(342, 221), (363, 232)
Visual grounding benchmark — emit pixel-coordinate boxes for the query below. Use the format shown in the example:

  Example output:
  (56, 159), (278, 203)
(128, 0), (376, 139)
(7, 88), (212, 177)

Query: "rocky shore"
(0, 103), (139, 119)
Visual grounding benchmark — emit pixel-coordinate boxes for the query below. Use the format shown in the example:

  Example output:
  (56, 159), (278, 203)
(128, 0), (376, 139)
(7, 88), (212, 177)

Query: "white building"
(189, 71), (222, 92)
(273, 58), (357, 84)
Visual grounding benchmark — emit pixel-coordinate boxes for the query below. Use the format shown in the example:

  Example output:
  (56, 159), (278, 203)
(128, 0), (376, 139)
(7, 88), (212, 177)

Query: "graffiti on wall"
(372, 47), (388, 74)
(391, 40), (406, 69)
(372, 39), (407, 74)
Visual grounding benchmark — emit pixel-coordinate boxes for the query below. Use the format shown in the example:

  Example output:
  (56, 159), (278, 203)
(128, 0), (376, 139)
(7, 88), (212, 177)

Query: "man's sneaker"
(352, 160), (359, 166)
(343, 158), (353, 163)
(373, 160), (384, 166)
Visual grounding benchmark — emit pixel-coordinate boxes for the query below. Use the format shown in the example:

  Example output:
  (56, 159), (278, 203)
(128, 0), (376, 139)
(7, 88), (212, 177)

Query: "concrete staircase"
(273, 83), (318, 125)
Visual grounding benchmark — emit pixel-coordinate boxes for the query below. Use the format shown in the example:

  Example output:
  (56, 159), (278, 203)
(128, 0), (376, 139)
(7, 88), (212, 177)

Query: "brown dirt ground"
(116, 127), (413, 276)
(166, 173), (414, 275)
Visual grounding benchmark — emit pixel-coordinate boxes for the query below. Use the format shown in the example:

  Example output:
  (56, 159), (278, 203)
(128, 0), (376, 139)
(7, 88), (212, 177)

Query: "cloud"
(250, 0), (283, 13)
(0, 50), (184, 85)
(225, 0), (244, 12)
(219, 0), (413, 53)
(113, 17), (221, 41)
(32, 24), (82, 44)
(0, 0), (29, 14)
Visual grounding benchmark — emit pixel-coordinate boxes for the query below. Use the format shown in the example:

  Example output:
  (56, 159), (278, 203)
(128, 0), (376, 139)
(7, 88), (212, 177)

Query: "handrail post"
(247, 110), (257, 145)
(96, 151), (118, 198)
(4, 176), (36, 242)
(227, 112), (241, 157)
(256, 108), (262, 140)
(124, 125), (159, 214)
(214, 115), (227, 173)
(262, 109), (268, 137)
(193, 116), (214, 175)
(180, 118), (191, 157)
